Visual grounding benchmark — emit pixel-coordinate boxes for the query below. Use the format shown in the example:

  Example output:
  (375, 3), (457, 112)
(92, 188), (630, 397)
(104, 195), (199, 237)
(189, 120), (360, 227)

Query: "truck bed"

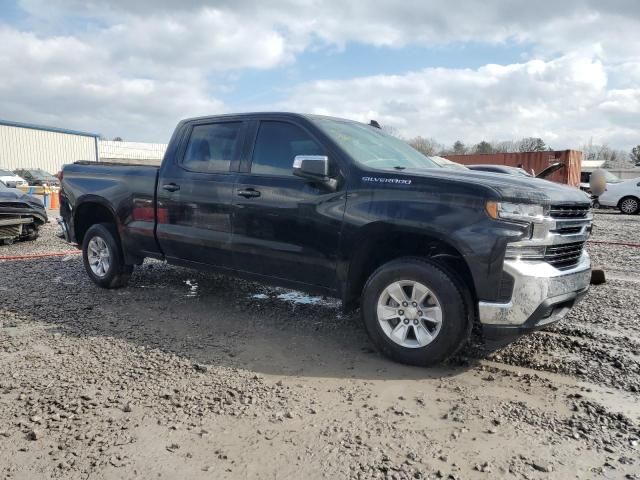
(60, 161), (161, 260)
(73, 160), (161, 169)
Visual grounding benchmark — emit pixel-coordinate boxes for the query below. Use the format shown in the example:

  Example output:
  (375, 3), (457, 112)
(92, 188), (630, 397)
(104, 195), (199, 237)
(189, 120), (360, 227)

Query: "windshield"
(0, 169), (15, 176)
(310, 117), (440, 170)
(30, 169), (54, 179)
(429, 156), (468, 170)
(604, 170), (622, 183)
(0, 181), (8, 190)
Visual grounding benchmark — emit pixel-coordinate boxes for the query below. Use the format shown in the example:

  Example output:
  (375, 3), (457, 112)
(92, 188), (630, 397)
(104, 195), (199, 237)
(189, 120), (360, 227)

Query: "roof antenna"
(369, 120), (381, 129)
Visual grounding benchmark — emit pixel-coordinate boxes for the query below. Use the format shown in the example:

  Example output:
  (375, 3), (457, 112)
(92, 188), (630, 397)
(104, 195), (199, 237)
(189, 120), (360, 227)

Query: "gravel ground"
(0, 210), (638, 479)
(0, 210), (76, 257)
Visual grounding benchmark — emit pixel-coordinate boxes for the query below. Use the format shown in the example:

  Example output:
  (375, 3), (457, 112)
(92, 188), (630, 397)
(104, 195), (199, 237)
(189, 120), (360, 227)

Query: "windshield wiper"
(393, 166), (406, 170)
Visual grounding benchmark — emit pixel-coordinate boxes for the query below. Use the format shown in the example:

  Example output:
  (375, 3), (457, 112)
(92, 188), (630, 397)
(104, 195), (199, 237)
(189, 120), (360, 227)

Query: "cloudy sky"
(1, 0), (639, 150)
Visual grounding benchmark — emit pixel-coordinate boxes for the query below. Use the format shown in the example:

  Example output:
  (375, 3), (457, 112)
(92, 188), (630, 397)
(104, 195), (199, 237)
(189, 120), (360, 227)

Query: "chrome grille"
(549, 205), (590, 218)
(544, 241), (585, 270)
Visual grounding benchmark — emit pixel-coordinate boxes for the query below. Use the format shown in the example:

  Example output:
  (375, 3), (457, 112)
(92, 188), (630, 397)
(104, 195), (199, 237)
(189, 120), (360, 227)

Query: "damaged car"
(0, 180), (48, 245)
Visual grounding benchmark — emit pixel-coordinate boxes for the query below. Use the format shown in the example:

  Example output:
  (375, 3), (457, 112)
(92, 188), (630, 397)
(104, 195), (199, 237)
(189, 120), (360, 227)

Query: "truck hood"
(398, 168), (590, 205)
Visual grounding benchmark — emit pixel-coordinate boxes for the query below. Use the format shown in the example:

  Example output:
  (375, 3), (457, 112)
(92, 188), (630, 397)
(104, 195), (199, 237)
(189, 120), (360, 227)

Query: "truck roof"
(180, 112), (359, 125)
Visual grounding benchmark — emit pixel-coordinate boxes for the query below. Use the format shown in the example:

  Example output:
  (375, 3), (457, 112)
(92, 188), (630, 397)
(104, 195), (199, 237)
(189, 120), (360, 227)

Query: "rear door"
(231, 119), (345, 289)
(156, 119), (247, 269)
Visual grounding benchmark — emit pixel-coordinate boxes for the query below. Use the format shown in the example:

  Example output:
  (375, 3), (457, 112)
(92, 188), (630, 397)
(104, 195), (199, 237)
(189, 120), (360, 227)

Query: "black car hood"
(397, 168), (590, 205)
(0, 188), (48, 223)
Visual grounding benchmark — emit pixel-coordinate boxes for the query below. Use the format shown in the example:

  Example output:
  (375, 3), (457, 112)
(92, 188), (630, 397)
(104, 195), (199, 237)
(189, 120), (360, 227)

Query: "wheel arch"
(74, 197), (119, 245)
(342, 224), (477, 319)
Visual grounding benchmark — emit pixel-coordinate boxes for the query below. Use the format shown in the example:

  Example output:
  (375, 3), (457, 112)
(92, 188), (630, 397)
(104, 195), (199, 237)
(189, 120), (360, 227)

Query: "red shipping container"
(444, 150), (582, 187)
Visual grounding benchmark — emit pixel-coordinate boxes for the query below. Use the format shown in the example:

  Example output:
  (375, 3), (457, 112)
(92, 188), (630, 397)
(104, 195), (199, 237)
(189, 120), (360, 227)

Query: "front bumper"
(479, 251), (591, 338)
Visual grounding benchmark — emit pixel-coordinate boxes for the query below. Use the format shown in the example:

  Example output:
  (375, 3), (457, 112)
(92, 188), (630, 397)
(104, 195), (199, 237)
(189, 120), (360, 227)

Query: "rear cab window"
(182, 122), (242, 173)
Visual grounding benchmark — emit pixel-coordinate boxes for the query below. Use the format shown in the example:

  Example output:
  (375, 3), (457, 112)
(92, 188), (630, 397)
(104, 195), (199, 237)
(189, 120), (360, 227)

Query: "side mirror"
(292, 155), (337, 190)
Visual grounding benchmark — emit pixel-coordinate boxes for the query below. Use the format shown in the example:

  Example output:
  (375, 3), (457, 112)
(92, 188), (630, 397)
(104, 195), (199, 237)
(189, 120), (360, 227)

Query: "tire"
(618, 196), (640, 215)
(20, 228), (39, 242)
(82, 223), (133, 288)
(361, 257), (471, 366)
(591, 199), (600, 209)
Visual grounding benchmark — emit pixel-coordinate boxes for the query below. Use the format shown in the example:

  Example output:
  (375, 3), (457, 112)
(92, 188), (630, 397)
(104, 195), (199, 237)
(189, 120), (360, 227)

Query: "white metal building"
(99, 140), (167, 166)
(0, 119), (98, 174)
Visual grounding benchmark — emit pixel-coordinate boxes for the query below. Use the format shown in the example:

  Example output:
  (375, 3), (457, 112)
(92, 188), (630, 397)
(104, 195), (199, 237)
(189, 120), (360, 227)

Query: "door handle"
(237, 188), (261, 198)
(162, 183), (180, 192)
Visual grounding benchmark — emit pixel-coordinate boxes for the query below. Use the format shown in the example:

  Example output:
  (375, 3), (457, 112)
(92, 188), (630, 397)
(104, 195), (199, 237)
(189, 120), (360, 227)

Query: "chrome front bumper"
(479, 251), (591, 332)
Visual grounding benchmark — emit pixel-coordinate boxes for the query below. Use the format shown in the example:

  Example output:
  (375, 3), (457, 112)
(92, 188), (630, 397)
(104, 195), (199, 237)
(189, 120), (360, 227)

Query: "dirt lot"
(1, 211), (639, 479)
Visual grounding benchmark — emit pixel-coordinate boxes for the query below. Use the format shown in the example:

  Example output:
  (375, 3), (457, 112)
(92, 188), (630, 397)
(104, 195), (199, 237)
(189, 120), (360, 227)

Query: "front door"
(156, 120), (245, 269)
(232, 120), (345, 289)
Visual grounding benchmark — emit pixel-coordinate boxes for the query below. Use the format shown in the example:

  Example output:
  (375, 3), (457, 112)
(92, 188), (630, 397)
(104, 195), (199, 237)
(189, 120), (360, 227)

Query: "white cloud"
(280, 55), (639, 149)
(0, 1), (639, 147)
(17, 0), (640, 58)
(0, 26), (224, 140)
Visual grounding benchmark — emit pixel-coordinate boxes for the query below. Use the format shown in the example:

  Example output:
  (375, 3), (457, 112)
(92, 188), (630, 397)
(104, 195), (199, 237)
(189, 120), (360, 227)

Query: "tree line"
(388, 129), (640, 169)
(404, 136), (551, 157)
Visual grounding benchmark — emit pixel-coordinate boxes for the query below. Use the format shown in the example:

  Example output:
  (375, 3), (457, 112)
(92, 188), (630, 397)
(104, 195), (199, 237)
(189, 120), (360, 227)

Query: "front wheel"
(619, 196), (640, 215)
(361, 257), (471, 366)
(82, 223), (133, 288)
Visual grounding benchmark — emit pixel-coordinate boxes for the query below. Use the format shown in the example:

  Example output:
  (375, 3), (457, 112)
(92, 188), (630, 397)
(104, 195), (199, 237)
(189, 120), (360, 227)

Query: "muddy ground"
(0, 211), (638, 479)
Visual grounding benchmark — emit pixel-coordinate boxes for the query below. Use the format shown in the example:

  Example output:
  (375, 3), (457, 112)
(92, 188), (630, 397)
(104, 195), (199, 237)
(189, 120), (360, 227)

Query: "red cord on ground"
(0, 251), (81, 261)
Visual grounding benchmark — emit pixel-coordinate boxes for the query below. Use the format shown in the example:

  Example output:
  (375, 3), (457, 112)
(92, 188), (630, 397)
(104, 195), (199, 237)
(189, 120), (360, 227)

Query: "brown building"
(444, 150), (582, 187)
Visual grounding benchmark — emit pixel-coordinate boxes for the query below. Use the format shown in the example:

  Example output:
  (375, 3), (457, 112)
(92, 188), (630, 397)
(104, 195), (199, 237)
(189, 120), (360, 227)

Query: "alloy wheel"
(87, 236), (111, 277)
(376, 280), (443, 348)
(620, 197), (638, 214)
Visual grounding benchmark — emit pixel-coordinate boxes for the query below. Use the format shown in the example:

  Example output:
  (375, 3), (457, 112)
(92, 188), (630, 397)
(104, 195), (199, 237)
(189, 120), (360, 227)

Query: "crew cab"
(59, 113), (593, 365)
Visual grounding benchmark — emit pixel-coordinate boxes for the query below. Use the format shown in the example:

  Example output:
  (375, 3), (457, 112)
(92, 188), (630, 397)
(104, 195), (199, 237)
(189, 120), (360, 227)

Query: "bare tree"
(408, 136), (443, 156)
(581, 139), (632, 168)
(381, 125), (401, 138)
(493, 140), (518, 153)
(631, 145), (640, 165)
(518, 137), (547, 152)
(473, 141), (494, 154)
(452, 140), (467, 154)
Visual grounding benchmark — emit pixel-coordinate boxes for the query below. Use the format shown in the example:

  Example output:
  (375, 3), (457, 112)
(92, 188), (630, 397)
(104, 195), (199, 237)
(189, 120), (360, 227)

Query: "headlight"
(485, 201), (545, 223)
(504, 244), (545, 260)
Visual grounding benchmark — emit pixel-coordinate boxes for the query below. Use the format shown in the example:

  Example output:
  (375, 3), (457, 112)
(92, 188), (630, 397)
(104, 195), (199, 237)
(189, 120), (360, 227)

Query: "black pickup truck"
(59, 113), (593, 365)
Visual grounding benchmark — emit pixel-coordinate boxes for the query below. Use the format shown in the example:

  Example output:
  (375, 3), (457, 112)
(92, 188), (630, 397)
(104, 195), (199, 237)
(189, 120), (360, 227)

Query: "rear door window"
(182, 122), (242, 173)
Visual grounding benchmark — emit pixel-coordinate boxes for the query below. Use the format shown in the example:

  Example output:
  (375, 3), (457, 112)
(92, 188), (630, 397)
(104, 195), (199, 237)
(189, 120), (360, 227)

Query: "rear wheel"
(82, 223), (133, 288)
(361, 257), (471, 366)
(619, 196), (639, 215)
